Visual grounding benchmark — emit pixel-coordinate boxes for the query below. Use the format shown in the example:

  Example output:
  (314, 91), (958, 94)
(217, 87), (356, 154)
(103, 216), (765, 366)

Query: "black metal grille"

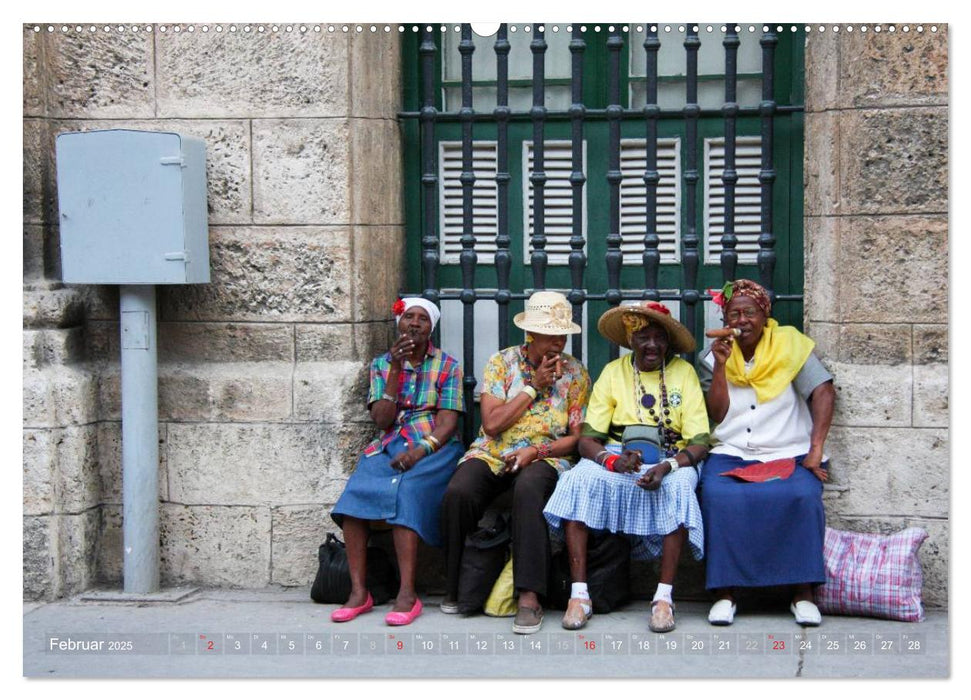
(401, 23), (804, 445)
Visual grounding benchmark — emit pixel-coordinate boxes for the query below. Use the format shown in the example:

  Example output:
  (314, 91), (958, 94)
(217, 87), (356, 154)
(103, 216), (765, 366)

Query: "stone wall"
(23, 24), (404, 598)
(804, 26), (949, 607)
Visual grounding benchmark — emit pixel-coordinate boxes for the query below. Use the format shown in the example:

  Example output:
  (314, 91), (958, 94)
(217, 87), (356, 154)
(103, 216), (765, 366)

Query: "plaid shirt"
(363, 341), (464, 456)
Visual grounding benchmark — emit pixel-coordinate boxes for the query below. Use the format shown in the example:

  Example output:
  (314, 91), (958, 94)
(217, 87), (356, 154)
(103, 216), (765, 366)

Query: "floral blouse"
(460, 345), (591, 474)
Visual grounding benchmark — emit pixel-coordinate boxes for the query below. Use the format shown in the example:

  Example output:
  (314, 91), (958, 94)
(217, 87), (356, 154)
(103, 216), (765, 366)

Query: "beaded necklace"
(631, 353), (680, 457)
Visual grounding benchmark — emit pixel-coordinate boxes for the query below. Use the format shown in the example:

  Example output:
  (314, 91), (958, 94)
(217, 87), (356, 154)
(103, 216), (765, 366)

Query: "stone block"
(23, 26), (45, 117)
(98, 421), (169, 505)
(155, 25), (349, 118)
(23, 327), (85, 370)
(839, 27), (948, 108)
(837, 216), (948, 324)
(51, 424), (102, 513)
(825, 426), (947, 517)
(803, 216), (840, 323)
(157, 362), (293, 422)
(96, 505), (123, 585)
(804, 111), (840, 217)
(22, 287), (86, 330)
(51, 118), (253, 226)
(349, 120), (403, 225)
(55, 509), (101, 596)
(73, 284), (119, 322)
(840, 108), (948, 215)
(295, 321), (396, 362)
(804, 322), (839, 363)
(160, 227), (353, 322)
(352, 226), (406, 322)
(43, 28), (155, 119)
(23, 365), (100, 428)
(23, 430), (55, 515)
(829, 362), (912, 427)
(166, 423), (371, 505)
(804, 29), (840, 113)
(293, 361), (370, 424)
(349, 30), (401, 119)
(914, 324), (947, 364)
(158, 322), (295, 363)
(270, 505), (329, 586)
(160, 504), (271, 588)
(23, 119), (50, 224)
(913, 364), (948, 428)
(23, 516), (54, 600)
(24, 224), (46, 282)
(838, 324), (912, 365)
(252, 119), (350, 224)
(824, 515), (948, 609)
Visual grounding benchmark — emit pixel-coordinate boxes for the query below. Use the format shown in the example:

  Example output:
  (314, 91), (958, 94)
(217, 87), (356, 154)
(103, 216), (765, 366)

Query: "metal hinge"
(164, 251), (190, 262)
(160, 156), (185, 167)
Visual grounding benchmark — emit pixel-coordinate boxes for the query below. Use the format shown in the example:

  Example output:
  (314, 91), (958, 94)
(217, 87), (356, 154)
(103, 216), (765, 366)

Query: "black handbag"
(456, 510), (512, 614)
(310, 533), (399, 605)
(548, 530), (631, 614)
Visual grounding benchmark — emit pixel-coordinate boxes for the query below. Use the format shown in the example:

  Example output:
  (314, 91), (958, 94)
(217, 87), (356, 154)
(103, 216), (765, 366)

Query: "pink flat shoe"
(330, 592), (374, 623)
(385, 598), (423, 626)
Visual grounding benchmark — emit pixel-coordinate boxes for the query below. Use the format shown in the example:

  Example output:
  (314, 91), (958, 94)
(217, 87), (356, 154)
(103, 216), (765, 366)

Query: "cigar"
(555, 358), (563, 377)
(705, 327), (741, 339)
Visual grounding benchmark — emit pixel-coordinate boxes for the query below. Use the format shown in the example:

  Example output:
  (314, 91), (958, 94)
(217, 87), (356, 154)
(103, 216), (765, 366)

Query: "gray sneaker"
(512, 605), (544, 634)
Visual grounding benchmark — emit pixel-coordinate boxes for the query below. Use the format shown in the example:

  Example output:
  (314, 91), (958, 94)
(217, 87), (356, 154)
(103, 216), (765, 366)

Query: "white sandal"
(708, 598), (737, 626)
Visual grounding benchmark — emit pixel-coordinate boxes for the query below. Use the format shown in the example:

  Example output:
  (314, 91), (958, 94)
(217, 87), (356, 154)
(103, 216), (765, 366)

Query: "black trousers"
(441, 457), (559, 600)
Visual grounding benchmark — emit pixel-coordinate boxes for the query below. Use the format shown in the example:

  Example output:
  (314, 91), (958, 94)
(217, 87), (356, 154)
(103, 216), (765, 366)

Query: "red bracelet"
(603, 454), (619, 472)
(535, 442), (553, 460)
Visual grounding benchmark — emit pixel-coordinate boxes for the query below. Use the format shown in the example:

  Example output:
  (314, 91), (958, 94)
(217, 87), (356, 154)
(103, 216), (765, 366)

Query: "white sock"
(571, 582), (591, 614)
(653, 583), (673, 604)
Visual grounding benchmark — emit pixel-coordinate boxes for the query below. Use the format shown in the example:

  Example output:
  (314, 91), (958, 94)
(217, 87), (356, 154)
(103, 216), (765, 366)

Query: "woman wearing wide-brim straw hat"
(543, 300), (711, 634)
(441, 291), (591, 635)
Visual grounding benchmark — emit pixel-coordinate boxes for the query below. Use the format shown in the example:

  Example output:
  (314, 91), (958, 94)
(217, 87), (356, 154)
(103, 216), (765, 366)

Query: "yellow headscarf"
(724, 319), (815, 403)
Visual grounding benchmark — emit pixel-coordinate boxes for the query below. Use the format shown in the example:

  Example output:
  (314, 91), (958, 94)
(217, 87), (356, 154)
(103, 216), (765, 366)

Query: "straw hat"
(597, 301), (695, 353)
(513, 291), (582, 335)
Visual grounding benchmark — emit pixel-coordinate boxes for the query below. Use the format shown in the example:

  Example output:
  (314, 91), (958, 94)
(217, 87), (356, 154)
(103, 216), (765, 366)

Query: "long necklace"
(631, 354), (678, 457)
(519, 344), (546, 399)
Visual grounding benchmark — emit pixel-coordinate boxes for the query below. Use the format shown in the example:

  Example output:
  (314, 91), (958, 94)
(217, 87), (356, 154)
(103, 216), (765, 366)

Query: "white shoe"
(708, 599), (736, 626)
(790, 600), (822, 626)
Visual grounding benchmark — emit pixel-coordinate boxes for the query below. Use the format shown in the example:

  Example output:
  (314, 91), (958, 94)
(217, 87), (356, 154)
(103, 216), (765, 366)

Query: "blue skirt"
(331, 436), (463, 547)
(698, 452), (826, 590)
(543, 443), (704, 562)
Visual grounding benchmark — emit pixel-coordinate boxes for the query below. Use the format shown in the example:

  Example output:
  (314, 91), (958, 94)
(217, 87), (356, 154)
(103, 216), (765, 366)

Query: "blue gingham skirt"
(543, 445), (704, 561)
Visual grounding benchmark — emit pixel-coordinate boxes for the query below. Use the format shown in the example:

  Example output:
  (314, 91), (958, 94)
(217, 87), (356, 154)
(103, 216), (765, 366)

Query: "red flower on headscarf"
(644, 301), (671, 315)
(708, 289), (726, 308)
(391, 299), (406, 316)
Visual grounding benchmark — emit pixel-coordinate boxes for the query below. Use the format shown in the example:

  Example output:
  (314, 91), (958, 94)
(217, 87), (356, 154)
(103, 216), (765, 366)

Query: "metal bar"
(120, 285), (160, 594)
(681, 24), (701, 361)
(758, 26), (778, 297)
(567, 25), (587, 360)
(642, 25), (661, 302)
(458, 24), (477, 446)
(720, 24), (740, 283)
(397, 105), (805, 122)
(419, 27), (440, 308)
(494, 25), (512, 352)
(529, 23), (548, 291)
(428, 290), (804, 303)
(605, 27), (624, 361)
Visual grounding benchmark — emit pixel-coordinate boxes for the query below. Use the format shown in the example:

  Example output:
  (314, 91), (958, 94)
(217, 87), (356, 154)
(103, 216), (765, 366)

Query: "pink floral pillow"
(815, 526), (928, 622)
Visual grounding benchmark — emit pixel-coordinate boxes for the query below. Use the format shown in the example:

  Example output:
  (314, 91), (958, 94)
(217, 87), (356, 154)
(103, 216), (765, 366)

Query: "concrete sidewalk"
(23, 588), (948, 679)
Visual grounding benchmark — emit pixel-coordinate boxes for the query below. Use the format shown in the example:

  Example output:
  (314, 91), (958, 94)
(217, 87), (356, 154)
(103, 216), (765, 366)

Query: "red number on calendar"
(773, 640), (785, 651)
(207, 641), (214, 651)
(397, 641), (404, 650)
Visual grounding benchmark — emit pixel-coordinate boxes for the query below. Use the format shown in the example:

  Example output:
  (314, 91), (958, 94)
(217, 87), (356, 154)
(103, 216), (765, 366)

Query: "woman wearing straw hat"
(543, 301), (710, 633)
(440, 291), (591, 634)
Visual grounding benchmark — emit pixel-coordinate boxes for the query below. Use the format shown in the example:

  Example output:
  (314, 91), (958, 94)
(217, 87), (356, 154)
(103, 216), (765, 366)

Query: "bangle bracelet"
(535, 442), (553, 460)
(426, 434), (441, 450)
(603, 454), (619, 472)
(381, 392), (396, 403)
(521, 386), (538, 401)
(594, 450), (609, 465)
(678, 449), (698, 467)
(419, 439), (433, 455)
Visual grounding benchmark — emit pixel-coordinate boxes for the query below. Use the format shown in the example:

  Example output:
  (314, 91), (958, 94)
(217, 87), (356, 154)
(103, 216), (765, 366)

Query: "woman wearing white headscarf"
(330, 297), (464, 627)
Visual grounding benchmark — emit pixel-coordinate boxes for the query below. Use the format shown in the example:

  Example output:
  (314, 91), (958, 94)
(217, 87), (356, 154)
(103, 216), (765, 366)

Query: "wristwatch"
(664, 457), (680, 472)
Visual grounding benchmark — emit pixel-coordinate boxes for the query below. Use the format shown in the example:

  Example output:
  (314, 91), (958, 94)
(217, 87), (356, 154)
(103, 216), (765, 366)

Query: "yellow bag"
(483, 557), (517, 617)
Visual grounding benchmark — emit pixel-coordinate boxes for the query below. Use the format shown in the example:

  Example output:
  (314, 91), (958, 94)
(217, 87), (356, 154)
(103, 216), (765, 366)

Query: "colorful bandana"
(729, 279), (772, 318)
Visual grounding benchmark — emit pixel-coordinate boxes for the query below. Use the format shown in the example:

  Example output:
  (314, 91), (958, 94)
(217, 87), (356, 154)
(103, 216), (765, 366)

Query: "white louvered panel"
(439, 141), (500, 263)
(704, 137), (763, 264)
(618, 139), (681, 264)
(524, 141), (586, 265)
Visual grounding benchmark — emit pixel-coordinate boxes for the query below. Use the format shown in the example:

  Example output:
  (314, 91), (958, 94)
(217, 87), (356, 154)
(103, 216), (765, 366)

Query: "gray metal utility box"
(56, 129), (210, 284)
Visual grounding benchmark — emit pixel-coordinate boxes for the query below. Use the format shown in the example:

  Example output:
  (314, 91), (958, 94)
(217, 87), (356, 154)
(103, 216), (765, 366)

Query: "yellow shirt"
(583, 355), (710, 449)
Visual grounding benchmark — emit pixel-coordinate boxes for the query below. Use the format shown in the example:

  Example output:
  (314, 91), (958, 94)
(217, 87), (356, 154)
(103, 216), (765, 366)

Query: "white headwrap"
(395, 297), (441, 332)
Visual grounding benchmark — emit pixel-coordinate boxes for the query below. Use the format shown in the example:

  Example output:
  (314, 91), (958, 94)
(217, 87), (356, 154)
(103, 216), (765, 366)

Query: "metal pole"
(120, 284), (160, 594)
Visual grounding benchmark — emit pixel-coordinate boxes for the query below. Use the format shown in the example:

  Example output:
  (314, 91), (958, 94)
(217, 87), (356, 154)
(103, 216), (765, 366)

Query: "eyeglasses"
(725, 308), (762, 322)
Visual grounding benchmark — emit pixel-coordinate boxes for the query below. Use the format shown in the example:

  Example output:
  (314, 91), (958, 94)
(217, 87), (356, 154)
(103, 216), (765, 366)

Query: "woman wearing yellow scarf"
(698, 279), (836, 628)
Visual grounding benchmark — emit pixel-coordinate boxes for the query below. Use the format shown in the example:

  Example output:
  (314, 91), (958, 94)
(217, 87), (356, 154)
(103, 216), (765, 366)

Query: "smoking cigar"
(705, 327), (742, 339)
(555, 358), (563, 376)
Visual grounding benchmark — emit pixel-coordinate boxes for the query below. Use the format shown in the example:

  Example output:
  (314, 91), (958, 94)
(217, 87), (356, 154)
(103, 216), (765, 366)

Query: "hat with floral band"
(513, 291), (582, 335)
(597, 300), (696, 353)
